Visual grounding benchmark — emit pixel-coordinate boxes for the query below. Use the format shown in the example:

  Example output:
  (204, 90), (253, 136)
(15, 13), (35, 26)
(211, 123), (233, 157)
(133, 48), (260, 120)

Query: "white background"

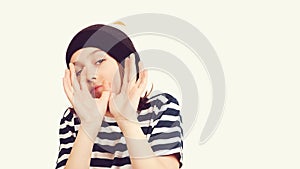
(0, 1), (299, 169)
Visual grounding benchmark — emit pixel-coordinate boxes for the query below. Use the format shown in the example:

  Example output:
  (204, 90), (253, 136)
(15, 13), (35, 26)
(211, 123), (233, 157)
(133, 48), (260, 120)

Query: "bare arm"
(62, 64), (110, 169)
(64, 126), (94, 169)
(118, 120), (180, 169)
(109, 55), (181, 169)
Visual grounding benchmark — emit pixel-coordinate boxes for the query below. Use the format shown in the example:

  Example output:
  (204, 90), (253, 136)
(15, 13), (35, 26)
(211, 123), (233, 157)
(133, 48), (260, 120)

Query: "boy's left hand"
(108, 53), (148, 123)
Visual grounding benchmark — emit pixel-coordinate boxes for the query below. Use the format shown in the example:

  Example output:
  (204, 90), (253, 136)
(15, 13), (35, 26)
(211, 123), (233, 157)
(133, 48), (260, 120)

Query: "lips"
(90, 81), (112, 98)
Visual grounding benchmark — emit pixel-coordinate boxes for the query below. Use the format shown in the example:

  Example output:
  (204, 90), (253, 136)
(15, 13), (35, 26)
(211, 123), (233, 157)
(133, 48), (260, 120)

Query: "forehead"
(70, 47), (107, 63)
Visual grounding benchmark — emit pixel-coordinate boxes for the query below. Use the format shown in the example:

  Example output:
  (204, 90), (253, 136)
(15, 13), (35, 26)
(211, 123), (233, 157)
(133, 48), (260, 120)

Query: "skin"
(62, 47), (180, 169)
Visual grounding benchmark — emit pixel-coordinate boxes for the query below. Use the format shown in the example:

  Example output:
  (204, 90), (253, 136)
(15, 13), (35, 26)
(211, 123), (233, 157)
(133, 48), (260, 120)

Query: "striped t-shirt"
(55, 92), (183, 169)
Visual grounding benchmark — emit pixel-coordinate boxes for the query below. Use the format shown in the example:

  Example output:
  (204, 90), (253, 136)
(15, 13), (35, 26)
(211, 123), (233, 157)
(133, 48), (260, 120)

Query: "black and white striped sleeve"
(147, 93), (184, 168)
(55, 108), (77, 169)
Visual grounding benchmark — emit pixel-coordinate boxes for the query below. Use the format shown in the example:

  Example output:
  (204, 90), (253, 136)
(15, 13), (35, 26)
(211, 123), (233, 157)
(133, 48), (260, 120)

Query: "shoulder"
(138, 92), (181, 123)
(59, 107), (80, 126)
(58, 108), (81, 139)
(147, 92), (181, 115)
(59, 108), (73, 124)
(148, 92), (180, 107)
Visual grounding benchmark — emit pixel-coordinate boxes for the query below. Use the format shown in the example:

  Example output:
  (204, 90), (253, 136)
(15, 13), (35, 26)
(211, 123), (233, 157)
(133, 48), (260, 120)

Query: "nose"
(87, 76), (96, 83)
(85, 66), (98, 83)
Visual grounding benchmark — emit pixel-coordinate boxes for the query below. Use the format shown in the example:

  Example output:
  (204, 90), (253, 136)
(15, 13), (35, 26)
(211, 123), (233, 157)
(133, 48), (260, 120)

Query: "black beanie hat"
(66, 24), (140, 79)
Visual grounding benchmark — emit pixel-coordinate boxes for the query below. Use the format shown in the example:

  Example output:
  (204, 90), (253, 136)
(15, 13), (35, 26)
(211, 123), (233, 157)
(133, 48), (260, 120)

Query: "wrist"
(80, 117), (103, 142)
(113, 110), (139, 124)
(117, 120), (145, 138)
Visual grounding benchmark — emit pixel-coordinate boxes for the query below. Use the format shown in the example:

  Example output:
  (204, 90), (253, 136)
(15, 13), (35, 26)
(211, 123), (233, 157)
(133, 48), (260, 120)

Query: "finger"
(128, 54), (138, 90)
(94, 90), (110, 116)
(99, 81), (111, 97)
(63, 72), (74, 105)
(64, 69), (73, 92)
(103, 80), (112, 91)
(63, 79), (73, 105)
(97, 91), (111, 114)
(121, 57), (129, 91)
(138, 69), (148, 90)
(69, 63), (80, 91)
(108, 92), (117, 113)
(137, 62), (148, 91)
(100, 91), (111, 103)
(135, 61), (143, 88)
(79, 67), (89, 92)
(129, 53), (137, 83)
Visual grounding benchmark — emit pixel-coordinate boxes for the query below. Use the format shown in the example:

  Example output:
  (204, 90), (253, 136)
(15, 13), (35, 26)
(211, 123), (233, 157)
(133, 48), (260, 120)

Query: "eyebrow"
(89, 49), (103, 56)
(72, 61), (83, 67)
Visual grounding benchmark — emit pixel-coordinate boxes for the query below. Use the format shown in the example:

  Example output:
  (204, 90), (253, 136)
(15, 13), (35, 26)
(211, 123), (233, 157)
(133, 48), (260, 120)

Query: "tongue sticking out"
(92, 81), (111, 98)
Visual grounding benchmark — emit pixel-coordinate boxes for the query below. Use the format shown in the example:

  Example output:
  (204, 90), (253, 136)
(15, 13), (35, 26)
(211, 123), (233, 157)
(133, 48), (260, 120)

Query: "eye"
(95, 59), (105, 65)
(76, 70), (82, 76)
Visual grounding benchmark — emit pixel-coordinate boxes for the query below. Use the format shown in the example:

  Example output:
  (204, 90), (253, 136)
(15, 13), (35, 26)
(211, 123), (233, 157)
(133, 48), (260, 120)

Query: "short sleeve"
(147, 93), (183, 168)
(55, 108), (79, 169)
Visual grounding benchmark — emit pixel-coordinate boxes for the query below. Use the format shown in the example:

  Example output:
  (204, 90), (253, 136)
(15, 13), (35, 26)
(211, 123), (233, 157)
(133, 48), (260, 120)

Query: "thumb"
(99, 91), (111, 103)
(109, 93), (116, 107)
(109, 92), (116, 102)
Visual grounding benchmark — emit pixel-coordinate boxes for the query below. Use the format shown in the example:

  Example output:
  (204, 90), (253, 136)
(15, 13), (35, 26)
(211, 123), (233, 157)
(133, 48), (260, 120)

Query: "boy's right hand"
(62, 63), (110, 141)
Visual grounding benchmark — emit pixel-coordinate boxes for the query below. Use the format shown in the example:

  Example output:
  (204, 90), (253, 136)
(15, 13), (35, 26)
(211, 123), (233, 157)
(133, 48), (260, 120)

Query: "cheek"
(110, 69), (122, 92)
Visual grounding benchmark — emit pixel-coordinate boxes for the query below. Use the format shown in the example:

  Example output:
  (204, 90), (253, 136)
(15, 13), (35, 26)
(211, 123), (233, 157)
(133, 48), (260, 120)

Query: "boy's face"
(70, 47), (122, 98)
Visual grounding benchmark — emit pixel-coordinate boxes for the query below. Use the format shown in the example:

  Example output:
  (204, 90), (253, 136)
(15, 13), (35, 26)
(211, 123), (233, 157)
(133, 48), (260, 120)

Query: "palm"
(63, 63), (110, 123)
(109, 54), (148, 122)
